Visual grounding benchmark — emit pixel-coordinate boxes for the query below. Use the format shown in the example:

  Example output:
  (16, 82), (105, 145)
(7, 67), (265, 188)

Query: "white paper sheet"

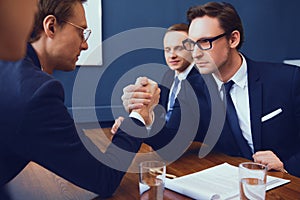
(165, 163), (290, 200)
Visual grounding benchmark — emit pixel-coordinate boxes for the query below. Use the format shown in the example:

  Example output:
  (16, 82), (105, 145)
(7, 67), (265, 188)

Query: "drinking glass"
(139, 160), (166, 200)
(239, 162), (267, 200)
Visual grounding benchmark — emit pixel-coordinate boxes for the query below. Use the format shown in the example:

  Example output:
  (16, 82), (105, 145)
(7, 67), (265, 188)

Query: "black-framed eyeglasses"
(182, 33), (227, 51)
(62, 20), (92, 42)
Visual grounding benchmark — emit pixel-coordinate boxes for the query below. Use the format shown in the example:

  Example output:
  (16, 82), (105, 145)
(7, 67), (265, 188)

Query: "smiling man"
(162, 23), (195, 122)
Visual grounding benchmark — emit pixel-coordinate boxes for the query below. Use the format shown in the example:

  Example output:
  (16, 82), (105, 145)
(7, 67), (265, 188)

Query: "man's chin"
(62, 64), (76, 72)
(195, 66), (214, 75)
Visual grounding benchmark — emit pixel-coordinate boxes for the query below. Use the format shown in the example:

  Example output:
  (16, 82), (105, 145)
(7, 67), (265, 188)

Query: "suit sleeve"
(18, 79), (144, 197)
(283, 67), (300, 177)
(145, 79), (202, 161)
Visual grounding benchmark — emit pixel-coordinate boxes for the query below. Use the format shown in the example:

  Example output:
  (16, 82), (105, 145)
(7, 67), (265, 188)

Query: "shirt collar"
(212, 53), (248, 92)
(174, 62), (194, 81)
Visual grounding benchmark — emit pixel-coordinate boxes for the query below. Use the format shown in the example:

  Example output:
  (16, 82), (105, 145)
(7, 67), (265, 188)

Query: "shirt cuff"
(129, 111), (146, 125)
(129, 111), (154, 131)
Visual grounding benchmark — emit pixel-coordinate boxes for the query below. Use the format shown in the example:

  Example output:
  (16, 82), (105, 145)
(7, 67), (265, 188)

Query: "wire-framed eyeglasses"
(62, 20), (92, 42)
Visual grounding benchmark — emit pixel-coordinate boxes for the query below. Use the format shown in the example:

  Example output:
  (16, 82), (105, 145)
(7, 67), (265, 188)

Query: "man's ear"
(43, 15), (57, 38)
(229, 30), (241, 49)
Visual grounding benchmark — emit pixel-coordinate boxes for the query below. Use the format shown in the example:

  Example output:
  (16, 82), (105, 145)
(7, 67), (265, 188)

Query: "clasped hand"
(121, 77), (160, 126)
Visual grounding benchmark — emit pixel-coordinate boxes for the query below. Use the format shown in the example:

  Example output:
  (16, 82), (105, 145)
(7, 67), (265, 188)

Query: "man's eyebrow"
(174, 45), (184, 48)
(195, 36), (214, 41)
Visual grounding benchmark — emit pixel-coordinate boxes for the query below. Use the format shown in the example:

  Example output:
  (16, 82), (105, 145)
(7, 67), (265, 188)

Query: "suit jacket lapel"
(247, 58), (263, 151)
(159, 69), (174, 108)
(187, 66), (199, 78)
(186, 67), (204, 91)
(160, 66), (199, 108)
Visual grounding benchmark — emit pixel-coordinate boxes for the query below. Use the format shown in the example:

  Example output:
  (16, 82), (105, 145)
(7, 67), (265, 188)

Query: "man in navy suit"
(121, 2), (300, 177)
(159, 23), (194, 122)
(0, 0), (159, 198)
(144, 24), (210, 153)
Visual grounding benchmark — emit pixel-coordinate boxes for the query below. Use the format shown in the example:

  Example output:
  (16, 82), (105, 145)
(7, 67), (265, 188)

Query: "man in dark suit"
(146, 24), (211, 156)
(0, 0), (159, 198)
(160, 24), (194, 121)
(121, 2), (300, 177)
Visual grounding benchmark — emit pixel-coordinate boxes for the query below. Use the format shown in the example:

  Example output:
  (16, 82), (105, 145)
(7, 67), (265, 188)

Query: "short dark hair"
(29, 0), (87, 42)
(187, 2), (244, 49)
(167, 23), (189, 34)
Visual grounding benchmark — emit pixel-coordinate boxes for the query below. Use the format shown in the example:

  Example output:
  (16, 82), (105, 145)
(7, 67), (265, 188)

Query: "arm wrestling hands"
(111, 77), (160, 134)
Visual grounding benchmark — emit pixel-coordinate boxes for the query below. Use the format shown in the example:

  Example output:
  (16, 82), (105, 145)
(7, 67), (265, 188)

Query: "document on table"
(165, 163), (290, 200)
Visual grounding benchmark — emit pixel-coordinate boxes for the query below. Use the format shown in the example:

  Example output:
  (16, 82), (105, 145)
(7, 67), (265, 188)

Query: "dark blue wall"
(54, 0), (300, 124)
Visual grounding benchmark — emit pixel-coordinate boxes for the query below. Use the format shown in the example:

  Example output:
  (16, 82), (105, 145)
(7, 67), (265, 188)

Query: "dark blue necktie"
(165, 76), (180, 122)
(223, 80), (253, 160)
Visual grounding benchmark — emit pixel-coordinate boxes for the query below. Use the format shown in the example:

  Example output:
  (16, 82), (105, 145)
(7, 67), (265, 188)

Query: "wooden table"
(1, 128), (300, 200)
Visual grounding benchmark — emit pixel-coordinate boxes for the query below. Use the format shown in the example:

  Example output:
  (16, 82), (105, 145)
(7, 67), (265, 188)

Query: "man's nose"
(81, 40), (89, 51)
(192, 45), (204, 58)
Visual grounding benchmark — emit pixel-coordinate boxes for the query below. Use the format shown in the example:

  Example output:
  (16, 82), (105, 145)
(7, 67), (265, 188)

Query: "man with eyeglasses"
(29, 1), (92, 74)
(121, 2), (300, 177)
(0, 0), (160, 198)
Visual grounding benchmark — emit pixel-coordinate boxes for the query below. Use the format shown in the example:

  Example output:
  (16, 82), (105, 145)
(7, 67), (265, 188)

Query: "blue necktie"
(165, 76), (180, 122)
(223, 81), (253, 160)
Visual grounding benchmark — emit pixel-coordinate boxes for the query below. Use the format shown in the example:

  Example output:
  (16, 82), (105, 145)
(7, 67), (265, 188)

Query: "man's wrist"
(129, 111), (146, 125)
(129, 111), (154, 128)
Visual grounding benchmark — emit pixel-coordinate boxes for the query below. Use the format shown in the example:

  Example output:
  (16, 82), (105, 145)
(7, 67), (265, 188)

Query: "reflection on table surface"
(1, 128), (300, 200)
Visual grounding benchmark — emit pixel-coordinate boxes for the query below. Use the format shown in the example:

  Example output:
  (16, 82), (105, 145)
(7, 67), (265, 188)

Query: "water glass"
(239, 162), (267, 200)
(139, 161), (166, 200)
